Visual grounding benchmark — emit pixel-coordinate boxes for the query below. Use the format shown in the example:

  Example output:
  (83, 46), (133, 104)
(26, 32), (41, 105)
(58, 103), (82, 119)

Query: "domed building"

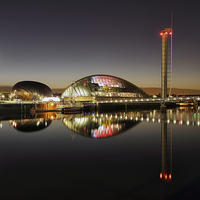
(12, 81), (53, 101)
(61, 75), (149, 102)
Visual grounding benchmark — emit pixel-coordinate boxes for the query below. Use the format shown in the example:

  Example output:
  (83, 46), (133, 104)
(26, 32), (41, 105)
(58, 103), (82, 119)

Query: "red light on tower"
(169, 174), (172, 180)
(160, 32), (163, 36)
(165, 31), (168, 34)
(164, 174), (168, 180)
(160, 172), (163, 179)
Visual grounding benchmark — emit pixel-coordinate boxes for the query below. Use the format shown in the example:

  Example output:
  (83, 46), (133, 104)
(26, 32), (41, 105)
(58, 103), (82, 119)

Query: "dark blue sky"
(0, 0), (200, 89)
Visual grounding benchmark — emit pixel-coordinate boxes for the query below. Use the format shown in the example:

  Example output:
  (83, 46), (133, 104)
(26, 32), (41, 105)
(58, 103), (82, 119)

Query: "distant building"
(11, 81), (53, 101)
(0, 92), (11, 101)
(61, 75), (149, 102)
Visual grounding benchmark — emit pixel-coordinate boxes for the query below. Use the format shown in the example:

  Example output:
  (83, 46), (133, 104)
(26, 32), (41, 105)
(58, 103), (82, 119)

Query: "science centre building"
(61, 75), (149, 102)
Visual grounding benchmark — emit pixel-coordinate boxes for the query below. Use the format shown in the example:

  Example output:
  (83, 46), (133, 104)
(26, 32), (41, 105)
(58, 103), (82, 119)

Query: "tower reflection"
(160, 111), (172, 181)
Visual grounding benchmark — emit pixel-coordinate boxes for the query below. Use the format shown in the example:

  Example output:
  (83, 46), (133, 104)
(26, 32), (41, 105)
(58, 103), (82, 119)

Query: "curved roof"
(61, 74), (149, 98)
(12, 81), (52, 100)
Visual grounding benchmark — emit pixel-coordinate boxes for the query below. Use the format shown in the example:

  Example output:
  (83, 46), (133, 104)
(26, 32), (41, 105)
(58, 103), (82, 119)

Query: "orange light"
(169, 174), (172, 180)
(165, 32), (168, 34)
(164, 174), (168, 180)
(160, 172), (163, 179)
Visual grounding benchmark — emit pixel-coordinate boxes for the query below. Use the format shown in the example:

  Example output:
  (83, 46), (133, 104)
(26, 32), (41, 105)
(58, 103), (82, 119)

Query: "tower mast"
(169, 11), (173, 96)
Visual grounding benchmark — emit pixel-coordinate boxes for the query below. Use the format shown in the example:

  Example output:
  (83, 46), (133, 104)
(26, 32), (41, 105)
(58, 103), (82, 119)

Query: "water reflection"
(62, 112), (141, 138)
(62, 108), (200, 183)
(4, 108), (200, 182)
(11, 118), (52, 132)
(10, 112), (56, 132)
(160, 113), (172, 181)
(3, 108), (200, 135)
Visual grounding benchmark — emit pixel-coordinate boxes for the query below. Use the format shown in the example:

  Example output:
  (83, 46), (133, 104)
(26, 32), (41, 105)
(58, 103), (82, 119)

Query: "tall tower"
(160, 28), (172, 98)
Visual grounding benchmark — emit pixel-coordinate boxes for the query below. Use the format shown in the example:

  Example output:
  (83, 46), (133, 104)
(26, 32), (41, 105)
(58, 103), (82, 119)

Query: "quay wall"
(0, 102), (56, 114)
(0, 103), (34, 113)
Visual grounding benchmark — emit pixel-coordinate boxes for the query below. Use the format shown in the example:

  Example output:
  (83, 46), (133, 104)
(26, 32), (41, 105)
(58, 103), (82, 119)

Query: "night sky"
(0, 0), (200, 89)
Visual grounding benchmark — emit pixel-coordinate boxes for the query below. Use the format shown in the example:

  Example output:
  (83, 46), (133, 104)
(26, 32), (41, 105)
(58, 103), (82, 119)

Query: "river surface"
(0, 108), (200, 200)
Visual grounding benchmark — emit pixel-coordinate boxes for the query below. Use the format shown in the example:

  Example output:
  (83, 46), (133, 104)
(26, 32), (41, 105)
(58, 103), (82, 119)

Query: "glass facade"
(61, 75), (149, 100)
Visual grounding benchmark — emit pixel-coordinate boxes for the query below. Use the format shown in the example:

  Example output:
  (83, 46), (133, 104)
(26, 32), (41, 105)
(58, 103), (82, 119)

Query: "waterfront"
(0, 108), (200, 200)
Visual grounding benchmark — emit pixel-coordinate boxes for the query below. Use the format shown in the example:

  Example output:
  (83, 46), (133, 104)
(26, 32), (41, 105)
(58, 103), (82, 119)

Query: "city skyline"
(0, 0), (200, 90)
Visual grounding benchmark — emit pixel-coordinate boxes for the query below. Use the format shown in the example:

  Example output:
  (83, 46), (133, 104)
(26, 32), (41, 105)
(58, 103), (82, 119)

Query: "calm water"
(0, 108), (200, 200)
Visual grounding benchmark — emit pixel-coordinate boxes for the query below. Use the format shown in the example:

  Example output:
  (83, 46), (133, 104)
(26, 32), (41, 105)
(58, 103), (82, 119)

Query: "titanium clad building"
(11, 81), (53, 101)
(61, 75), (149, 102)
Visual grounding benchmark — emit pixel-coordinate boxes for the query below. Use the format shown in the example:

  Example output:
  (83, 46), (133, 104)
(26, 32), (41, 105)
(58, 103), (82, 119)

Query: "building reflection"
(62, 112), (141, 138)
(10, 112), (56, 132)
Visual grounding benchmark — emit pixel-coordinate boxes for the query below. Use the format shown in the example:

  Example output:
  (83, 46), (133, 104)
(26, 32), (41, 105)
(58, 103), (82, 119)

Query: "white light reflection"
(36, 121), (40, 126)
